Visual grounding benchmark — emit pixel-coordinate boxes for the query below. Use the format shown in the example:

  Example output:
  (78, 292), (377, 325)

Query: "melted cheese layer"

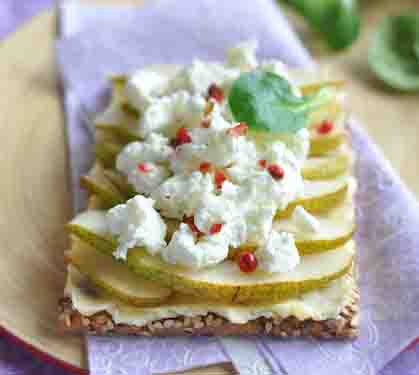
(66, 266), (355, 327)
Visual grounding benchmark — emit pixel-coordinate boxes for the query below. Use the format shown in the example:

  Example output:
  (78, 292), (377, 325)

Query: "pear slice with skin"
(108, 76), (140, 117)
(80, 164), (125, 208)
(67, 211), (354, 303)
(95, 141), (123, 169)
(276, 175), (351, 218)
(299, 80), (345, 96)
(68, 240), (172, 307)
(103, 169), (137, 199)
(67, 210), (355, 304)
(95, 124), (141, 144)
(302, 146), (354, 180)
(94, 78), (140, 143)
(309, 114), (347, 157)
(126, 244), (354, 304)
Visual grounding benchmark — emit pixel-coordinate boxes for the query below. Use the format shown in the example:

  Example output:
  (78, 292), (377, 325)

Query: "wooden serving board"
(0, 0), (417, 374)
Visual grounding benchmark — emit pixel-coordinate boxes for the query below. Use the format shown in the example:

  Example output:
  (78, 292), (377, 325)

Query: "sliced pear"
(299, 80), (345, 96)
(276, 183), (355, 254)
(69, 240), (172, 307)
(126, 243), (355, 304)
(109, 76), (139, 117)
(110, 74), (128, 86)
(103, 169), (137, 198)
(95, 141), (123, 169)
(302, 146), (353, 180)
(94, 77), (140, 144)
(309, 114), (347, 156)
(80, 165), (125, 208)
(277, 175), (350, 218)
(95, 123), (141, 144)
(94, 87), (138, 129)
(67, 210), (354, 304)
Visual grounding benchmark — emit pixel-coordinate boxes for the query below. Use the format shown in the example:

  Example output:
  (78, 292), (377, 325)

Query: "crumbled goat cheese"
(161, 223), (229, 269)
(139, 91), (206, 138)
(124, 69), (170, 111)
(127, 163), (171, 196)
(152, 172), (215, 219)
(292, 205), (320, 233)
(116, 133), (172, 173)
(106, 196), (167, 260)
(255, 231), (300, 273)
(108, 40), (311, 271)
(170, 60), (240, 95)
(227, 40), (259, 70)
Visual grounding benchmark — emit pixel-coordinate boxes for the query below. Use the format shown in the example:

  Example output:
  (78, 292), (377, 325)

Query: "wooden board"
(0, 0), (417, 374)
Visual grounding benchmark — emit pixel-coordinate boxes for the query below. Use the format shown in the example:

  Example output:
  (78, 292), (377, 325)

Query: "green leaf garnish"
(368, 13), (419, 92)
(282, 0), (361, 51)
(228, 70), (335, 134)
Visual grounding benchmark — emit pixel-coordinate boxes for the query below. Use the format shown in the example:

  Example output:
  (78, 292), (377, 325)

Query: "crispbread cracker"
(58, 287), (359, 338)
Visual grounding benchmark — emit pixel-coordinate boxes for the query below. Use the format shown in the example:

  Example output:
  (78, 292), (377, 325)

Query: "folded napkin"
(57, 1), (419, 374)
(0, 0), (53, 39)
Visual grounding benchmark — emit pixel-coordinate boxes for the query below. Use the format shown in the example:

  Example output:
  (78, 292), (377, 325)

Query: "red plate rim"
(0, 325), (87, 374)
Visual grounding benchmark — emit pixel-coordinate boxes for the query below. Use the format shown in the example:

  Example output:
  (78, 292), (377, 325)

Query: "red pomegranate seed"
(228, 122), (248, 137)
(183, 216), (202, 236)
(137, 162), (152, 173)
(268, 164), (285, 180)
(207, 83), (224, 103)
(238, 252), (258, 273)
(199, 162), (212, 174)
(172, 127), (192, 148)
(258, 159), (267, 168)
(317, 120), (334, 134)
(214, 170), (227, 189)
(209, 223), (223, 235)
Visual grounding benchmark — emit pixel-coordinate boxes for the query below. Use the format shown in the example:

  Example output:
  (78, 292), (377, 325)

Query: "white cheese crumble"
(194, 193), (247, 248)
(170, 60), (240, 95)
(255, 231), (300, 273)
(292, 205), (320, 233)
(227, 40), (258, 70)
(116, 133), (173, 172)
(139, 91), (206, 138)
(107, 40), (312, 272)
(124, 69), (170, 111)
(152, 172), (215, 219)
(162, 223), (229, 269)
(116, 134), (173, 195)
(106, 196), (167, 260)
(126, 163), (171, 196)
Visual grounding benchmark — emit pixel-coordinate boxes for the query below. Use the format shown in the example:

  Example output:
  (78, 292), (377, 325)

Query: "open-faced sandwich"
(59, 41), (359, 339)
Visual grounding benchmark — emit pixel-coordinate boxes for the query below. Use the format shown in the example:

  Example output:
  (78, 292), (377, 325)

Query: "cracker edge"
(57, 286), (359, 339)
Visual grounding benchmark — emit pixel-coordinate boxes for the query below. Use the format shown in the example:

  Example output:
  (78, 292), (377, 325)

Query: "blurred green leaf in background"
(281, 0), (361, 50)
(368, 13), (419, 91)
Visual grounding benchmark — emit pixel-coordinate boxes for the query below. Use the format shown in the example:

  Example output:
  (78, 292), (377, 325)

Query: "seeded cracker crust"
(58, 287), (359, 338)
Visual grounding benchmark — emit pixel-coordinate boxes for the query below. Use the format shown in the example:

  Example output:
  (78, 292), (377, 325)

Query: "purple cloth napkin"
(56, 0), (419, 374)
(0, 0), (53, 40)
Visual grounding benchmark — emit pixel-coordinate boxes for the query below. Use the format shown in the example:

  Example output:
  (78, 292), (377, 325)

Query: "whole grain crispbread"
(58, 286), (359, 338)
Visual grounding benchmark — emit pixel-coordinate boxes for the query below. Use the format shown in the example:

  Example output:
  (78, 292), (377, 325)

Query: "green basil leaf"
(368, 13), (419, 91)
(228, 70), (335, 134)
(282, 0), (361, 50)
